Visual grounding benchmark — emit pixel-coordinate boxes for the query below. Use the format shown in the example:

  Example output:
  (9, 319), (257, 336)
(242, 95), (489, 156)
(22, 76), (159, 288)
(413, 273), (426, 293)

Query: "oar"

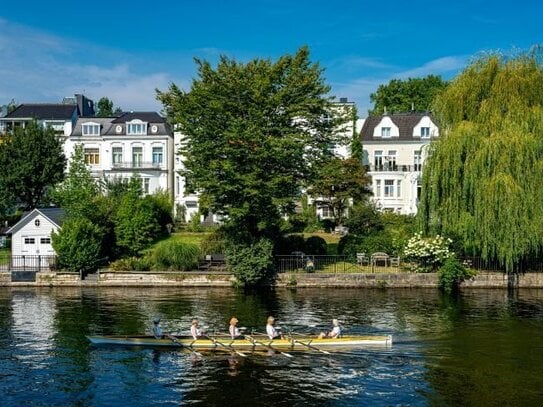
(205, 334), (247, 357)
(288, 334), (330, 355)
(166, 334), (202, 357)
(245, 334), (293, 358)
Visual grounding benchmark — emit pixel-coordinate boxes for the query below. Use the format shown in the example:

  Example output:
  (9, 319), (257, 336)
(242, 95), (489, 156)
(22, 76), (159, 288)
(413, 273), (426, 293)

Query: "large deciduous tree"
(96, 97), (122, 117)
(308, 157), (371, 226)
(369, 75), (447, 116)
(157, 46), (343, 243)
(0, 121), (66, 211)
(419, 51), (543, 271)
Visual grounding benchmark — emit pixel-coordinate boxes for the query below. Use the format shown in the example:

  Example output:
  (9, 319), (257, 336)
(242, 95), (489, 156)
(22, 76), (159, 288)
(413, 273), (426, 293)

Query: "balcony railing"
(366, 164), (423, 172)
(111, 161), (165, 170)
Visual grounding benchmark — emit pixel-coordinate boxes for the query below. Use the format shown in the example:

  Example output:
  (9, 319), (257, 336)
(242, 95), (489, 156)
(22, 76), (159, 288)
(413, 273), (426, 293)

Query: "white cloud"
(331, 55), (468, 116)
(0, 19), (182, 111)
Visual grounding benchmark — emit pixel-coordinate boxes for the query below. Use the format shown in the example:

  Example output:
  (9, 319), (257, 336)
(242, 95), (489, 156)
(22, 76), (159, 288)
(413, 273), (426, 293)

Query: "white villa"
(64, 112), (175, 201)
(360, 113), (439, 215)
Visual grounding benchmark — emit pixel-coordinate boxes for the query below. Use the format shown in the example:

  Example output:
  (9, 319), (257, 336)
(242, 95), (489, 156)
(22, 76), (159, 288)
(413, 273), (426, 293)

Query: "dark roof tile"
(5, 104), (77, 120)
(360, 113), (437, 142)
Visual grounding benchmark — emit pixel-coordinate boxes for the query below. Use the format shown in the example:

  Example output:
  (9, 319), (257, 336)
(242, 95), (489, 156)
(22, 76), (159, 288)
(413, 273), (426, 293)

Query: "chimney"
(339, 97), (348, 103)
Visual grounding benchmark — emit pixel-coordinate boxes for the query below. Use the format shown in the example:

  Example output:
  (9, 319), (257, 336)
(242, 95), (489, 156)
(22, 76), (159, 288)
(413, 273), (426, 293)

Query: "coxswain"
(152, 318), (163, 339)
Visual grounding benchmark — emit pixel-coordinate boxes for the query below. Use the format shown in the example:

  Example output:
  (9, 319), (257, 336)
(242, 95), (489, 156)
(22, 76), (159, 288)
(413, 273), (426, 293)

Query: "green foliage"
(51, 145), (100, 218)
(157, 46), (343, 243)
(369, 75), (448, 115)
(404, 232), (453, 273)
(438, 255), (474, 292)
(144, 189), (173, 234)
(275, 234), (306, 255)
(304, 236), (327, 255)
(200, 231), (227, 255)
(225, 238), (274, 286)
(52, 217), (104, 273)
(345, 202), (384, 235)
(186, 211), (203, 232)
(96, 97), (122, 117)
(149, 240), (200, 271)
(338, 232), (395, 258)
(0, 121), (66, 211)
(115, 191), (164, 256)
(420, 51), (543, 272)
(309, 157), (371, 225)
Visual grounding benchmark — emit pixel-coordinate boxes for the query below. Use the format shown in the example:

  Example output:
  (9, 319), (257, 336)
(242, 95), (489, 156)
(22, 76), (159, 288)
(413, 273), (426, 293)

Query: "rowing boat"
(86, 334), (392, 350)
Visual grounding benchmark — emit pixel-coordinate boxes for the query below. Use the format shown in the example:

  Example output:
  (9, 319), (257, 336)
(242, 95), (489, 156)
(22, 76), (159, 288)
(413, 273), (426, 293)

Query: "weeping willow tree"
(419, 49), (543, 272)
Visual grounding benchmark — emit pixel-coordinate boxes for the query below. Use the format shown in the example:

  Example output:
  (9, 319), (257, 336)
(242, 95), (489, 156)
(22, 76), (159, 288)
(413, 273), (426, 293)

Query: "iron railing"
(111, 161), (165, 170)
(0, 255), (57, 273)
(366, 164), (423, 172)
(274, 255), (401, 273)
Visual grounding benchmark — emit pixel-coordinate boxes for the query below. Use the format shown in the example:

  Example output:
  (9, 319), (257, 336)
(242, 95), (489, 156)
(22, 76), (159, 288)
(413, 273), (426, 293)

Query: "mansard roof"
(360, 112), (437, 142)
(71, 112), (171, 137)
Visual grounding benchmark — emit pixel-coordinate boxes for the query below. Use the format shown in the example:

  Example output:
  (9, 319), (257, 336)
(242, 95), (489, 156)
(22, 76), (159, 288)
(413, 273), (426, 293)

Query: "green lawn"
(0, 248), (10, 266)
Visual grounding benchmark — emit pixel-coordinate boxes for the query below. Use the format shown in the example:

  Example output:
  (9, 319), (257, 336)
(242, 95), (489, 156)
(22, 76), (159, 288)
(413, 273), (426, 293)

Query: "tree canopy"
(369, 75), (448, 116)
(419, 51), (543, 271)
(96, 97), (122, 117)
(308, 157), (371, 225)
(157, 46), (344, 243)
(0, 121), (66, 212)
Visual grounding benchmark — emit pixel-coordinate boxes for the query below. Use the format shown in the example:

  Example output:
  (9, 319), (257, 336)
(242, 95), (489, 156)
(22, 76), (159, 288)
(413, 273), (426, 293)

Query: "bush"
(438, 255), (474, 292)
(226, 238), (274, 286)
(52, 217), (104, 273)
(200, 231), (227, 255)
(186, 212), (203, 232)
(109, 256), (151, 271)
(304, 236), (327, 255)
(275, 234), (306, 255)
(115, 195), (163, 256)
(150, 240), (200, 271)
(338, 232), (395, 258)
(319, 219), (335, 233)
(404, 232), (453, 272)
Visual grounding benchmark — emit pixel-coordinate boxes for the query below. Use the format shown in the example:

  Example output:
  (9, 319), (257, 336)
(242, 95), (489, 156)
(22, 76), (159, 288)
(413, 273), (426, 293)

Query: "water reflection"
(0, 287), (542, 405)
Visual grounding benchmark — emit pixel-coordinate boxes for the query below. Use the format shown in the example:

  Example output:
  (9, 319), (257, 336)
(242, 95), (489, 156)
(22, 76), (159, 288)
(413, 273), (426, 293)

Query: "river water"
(0, 287), (542, 406)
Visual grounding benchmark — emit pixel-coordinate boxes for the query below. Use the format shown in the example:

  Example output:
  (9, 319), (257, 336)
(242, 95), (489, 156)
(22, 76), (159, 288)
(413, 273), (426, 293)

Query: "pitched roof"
(4, 104), (77, 120)
(6, 208), (66, 235)
(71, 112), (172, 137)
(112, 112), (166, 123)
(360, 113), (437, 142)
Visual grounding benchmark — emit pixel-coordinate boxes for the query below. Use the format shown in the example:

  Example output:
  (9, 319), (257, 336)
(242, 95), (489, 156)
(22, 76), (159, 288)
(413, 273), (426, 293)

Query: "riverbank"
(2, 270), (543, 288)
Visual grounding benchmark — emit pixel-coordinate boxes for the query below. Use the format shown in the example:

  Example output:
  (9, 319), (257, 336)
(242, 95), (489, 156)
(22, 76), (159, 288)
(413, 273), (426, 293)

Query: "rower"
(229, 317), (244, 339)
(318, 318), (341, 339)
(190, 318), (204, 340)
(152, 318), (163, 339)
(266, 316), (283, 340)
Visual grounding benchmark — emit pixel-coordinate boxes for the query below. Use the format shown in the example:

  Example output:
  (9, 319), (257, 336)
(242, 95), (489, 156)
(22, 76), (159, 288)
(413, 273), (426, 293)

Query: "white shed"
(7, 208), (66, 258)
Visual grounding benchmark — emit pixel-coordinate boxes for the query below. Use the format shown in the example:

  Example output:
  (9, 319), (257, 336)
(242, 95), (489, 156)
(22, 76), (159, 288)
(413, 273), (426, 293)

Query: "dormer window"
(421, 127), (430, 138)
(127, 120), (147, 135)
(82, 123), (100, 136)
(381, 127), (391, 138)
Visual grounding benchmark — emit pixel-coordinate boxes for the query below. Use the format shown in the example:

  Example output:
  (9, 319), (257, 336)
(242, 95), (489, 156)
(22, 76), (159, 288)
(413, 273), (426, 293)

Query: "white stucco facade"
(361, 114), (439, 215)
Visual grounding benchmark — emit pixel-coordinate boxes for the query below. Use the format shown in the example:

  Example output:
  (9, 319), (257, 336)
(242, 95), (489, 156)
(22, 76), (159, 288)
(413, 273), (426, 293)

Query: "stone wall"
(97, 271), (235, 287)
(2, 270), (543, 288)
(276, 272), (439, 288)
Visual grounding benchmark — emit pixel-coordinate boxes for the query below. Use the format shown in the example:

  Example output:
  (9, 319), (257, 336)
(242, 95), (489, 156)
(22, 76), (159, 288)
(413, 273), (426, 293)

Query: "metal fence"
(0, 255), (57, 273)
(274, 255), (401, 274)
(275, 255), (543, 274)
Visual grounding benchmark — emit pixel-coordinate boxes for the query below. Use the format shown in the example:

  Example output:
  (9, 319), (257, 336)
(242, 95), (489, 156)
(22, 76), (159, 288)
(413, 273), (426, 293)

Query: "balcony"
(366, 164), (423, 173)
(111, 161), (165, 170)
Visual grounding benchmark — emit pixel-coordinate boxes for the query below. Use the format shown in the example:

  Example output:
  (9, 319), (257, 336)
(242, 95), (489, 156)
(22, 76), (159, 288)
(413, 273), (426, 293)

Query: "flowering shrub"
(403, 232), (453, 272)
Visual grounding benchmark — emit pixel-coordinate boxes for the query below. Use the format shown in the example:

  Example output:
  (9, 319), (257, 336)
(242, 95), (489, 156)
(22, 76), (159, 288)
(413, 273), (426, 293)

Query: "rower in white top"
(190, 318), (205, 340)
(318, 318), (341, 339)
(229, 317), (244, 339)
(265, 316), (283, 340)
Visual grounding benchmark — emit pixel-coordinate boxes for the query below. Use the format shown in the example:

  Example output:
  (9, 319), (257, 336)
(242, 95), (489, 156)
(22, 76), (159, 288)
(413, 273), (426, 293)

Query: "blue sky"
(1, 0), (541, 116)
